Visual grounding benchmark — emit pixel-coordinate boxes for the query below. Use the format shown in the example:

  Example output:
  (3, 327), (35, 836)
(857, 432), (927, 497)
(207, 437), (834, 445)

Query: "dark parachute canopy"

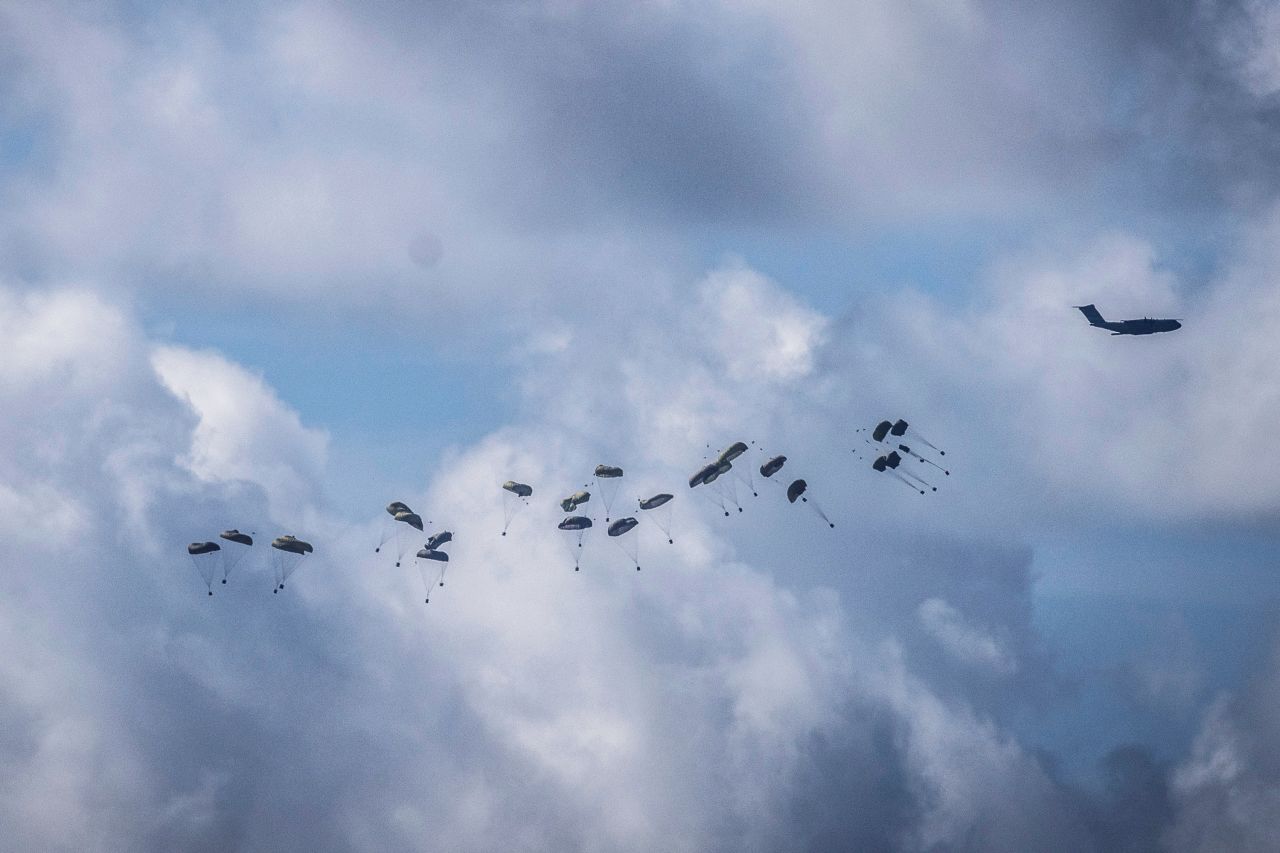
(689, 459), (738, 515)
(414, 548), (450, 603)
(559, 515), (593, 571)
(187, 541), (222, 596)
(426, 530), (453, 550)
(594, 465), (625, 521)
(760, 455), (787, 479)
(377, 502), (416, 555)
(503, 481), (533, 498)
(270, 535), (313, 592)
(386, 510), (426, 567)
(786, 479), (834, 528)
(873, 453), (928, 494)
(865, 418), (947, 488)
(639, 493), (675, 544)
(787, 479), (806, 503)
(608, 517), (639, 536)
(271, 535), (313, 555)
(501, 481), (533, 536)
(560, 490), (591, 513)
(394, 511), (424, 531)
(717, 442), (748, 465)
(891, 419), (945, 456)
(217, 529), (253, 585)
(608, 516), (641, 570)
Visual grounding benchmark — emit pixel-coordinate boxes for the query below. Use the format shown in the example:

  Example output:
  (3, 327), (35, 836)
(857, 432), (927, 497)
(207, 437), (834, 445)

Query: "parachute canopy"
(426, 530), (453, 550)
(891, 419), (909, 437)
(872, 456), (888, 472)
(558, 516), (593, 531)
(717, 442), (748, 465)
(872, 421), (893, 442)
(416, 548), (449, 562)
(502, 481), (533, 497)
(271, 535), (313, 555)
(386, 501), (412, 517)
(608, 517), (639, 537)
(394, 511), (424, 531)
(219, 530), (252, 546)
(188, 541), (220, 555)
(639, 493), (673, 510)
(594, 464), (624, 479)
(690, 460), (730, 488)
(760, 456), (786, 478)
(787, 479), (808, 503)
(560, 490), (590, 512)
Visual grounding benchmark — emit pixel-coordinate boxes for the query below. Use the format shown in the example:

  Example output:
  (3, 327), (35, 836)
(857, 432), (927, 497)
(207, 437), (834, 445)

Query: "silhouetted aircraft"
(1076, 304), (1181, 335)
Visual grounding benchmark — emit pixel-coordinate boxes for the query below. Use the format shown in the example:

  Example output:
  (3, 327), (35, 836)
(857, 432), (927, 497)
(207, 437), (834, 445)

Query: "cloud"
(1167, 636), (1280, 852)
(917, 598), (1017, 676)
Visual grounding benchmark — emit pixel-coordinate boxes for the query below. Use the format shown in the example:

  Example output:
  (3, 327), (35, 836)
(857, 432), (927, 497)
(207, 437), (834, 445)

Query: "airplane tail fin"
(1076, 304), (1107, 326)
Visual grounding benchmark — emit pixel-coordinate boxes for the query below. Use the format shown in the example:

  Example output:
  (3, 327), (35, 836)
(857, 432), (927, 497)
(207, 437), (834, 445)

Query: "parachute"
(786, 479), (835, 528)
(560, 490), (591, 513)
(394, 511), (424, 531)
(873, 453), (926, 494)
(426, 530), (453, 550)
(593, 464), (625, 522)
(717, 442), (748, 465)
(559, 515), (593, 571)
(639, 493), (675, 544)
(501, 481), (533, 536)
(786, 479), (807, 503)
(866, 419), (948, 487)
(760, 455), (787, 479)
(391, 511), (425, 567)
(414, 548), (450, 603)
(719, 441), (758, 497)
(187, 541), (221, 595)
(270, 535), (313, 592)
(689, 459), (740, 516)
(376, 501), (415, 555)
(887, 450), (935, 492)
(217, 529), (253, 585)
(608, 516), (641, 570)
(890, 419), (945, 456)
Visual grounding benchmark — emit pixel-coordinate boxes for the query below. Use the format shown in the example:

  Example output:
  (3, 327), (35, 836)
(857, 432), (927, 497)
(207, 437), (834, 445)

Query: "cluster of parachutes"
(860, 419), (949, 494)
(183, 419), (948, 601)
(374, 501), (455, 603)
(186, 530), (314, 595)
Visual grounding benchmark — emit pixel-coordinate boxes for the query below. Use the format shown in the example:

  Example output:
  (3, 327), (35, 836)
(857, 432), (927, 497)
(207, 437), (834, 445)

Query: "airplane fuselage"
(1076, 304), (1181, 335)
(1100, 318), (1182, 335)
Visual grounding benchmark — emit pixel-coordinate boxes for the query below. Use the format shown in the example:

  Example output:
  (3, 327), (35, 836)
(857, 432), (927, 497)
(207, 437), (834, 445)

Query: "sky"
(3, 1), (1280, 850)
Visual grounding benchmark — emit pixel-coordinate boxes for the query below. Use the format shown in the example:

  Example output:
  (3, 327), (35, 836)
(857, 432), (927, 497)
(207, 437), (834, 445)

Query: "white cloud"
(917, 598), (1016, 676)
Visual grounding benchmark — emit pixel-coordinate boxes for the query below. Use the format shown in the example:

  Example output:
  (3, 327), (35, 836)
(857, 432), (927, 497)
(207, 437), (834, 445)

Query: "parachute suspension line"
(899, 467), (936, 492)
(890, 471), (925, 495)
(899, 444), (950, 476)
(799, 496), (835, 528)
(374, 518), (394, 555)
(189, 555), (215, 595)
